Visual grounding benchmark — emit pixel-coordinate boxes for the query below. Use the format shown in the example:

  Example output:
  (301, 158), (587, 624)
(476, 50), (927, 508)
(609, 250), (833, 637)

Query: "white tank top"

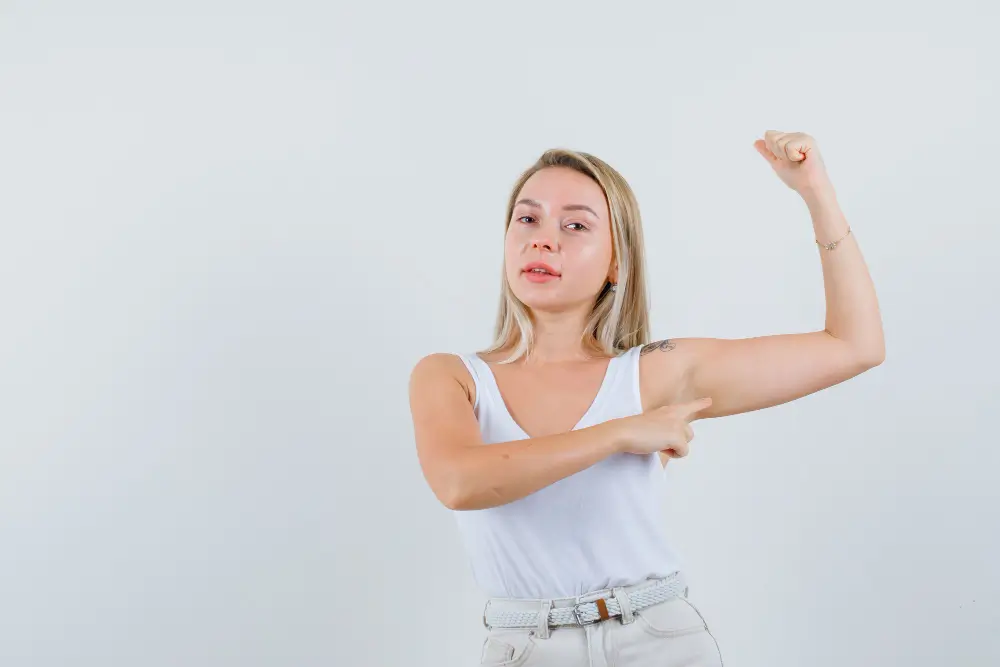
(454, 344), (683, 600)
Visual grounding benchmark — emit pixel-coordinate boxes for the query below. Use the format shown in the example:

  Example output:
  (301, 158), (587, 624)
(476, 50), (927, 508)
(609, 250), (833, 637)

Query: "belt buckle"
(573, 601), (599, 626)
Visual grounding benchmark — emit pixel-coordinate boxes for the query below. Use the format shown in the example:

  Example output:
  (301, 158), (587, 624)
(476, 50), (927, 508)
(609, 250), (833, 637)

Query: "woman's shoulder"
(410, 351), (478, 379)
(409, 352), (477, 406)
(636, 338), (694, 410)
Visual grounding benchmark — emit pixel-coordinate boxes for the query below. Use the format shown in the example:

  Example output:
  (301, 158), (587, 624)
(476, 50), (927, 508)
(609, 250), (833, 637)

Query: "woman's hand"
(612, 397), (713, 459)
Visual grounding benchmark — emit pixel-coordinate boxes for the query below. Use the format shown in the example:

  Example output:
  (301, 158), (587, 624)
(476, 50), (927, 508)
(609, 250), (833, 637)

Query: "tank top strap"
(605, 344), (644, 416)
(455, 352), (489, 412)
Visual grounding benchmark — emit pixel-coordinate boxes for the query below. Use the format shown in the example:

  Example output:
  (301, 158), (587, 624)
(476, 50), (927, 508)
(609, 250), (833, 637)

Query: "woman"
(409, 131), (885, 666)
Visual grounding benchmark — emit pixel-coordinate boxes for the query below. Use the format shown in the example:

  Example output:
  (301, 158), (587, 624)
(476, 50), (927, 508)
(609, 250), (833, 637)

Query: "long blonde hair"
(481, 148), (652, 364)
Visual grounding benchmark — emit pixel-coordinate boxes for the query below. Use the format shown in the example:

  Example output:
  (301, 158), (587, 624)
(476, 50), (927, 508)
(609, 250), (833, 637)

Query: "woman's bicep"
(408, 354), (484, 509)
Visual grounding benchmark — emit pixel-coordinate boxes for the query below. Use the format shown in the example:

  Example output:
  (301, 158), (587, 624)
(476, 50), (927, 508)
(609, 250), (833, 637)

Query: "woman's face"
(505, 166), (615, 313)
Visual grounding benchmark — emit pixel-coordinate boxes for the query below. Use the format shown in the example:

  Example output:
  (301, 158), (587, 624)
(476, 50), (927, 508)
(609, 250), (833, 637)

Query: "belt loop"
(483, 600), (491, 630)
(535, 599), (552, 639)
(674, 569), (689, 598)
(613, 586), (634, 624)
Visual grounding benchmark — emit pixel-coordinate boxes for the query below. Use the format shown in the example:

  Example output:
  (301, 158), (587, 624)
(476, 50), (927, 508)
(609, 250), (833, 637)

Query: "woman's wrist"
(594, 419), (629, 455)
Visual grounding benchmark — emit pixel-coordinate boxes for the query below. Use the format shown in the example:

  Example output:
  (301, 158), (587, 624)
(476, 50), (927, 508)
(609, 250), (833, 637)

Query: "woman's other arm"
(408, 353), (624, 511)
(643, 134), (885, 418)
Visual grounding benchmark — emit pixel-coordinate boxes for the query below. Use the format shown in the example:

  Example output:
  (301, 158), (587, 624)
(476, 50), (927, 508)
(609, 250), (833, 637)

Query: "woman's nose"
(530, 235), (557, 252)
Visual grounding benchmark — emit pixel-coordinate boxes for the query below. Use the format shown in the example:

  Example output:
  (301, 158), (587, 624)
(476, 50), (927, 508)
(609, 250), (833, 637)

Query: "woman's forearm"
(805, 185), (885, 362)
(448, 421), (624, 511)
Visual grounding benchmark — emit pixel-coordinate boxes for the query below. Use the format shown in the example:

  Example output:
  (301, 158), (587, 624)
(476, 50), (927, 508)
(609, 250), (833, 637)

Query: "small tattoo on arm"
(640, 339), (676, 356)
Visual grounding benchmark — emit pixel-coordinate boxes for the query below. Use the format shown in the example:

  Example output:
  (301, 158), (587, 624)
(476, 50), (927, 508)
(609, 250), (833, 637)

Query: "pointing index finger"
(677, 397), (713, 420)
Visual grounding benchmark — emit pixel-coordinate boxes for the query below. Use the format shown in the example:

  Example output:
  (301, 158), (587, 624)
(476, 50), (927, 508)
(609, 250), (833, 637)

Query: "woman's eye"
(515, 216), (585, 231)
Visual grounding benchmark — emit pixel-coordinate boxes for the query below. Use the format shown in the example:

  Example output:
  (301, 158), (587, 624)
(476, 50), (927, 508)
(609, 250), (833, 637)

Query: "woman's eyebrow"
(562, 204), (600, 218)
(515, 199), (600, 218)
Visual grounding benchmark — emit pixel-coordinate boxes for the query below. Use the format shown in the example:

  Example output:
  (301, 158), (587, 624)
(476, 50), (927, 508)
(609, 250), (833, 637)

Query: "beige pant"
(479, 576), (723, 667)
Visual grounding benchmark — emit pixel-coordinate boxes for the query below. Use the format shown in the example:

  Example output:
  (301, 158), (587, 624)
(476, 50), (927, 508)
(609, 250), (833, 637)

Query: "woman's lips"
(522, 270), (560, 283)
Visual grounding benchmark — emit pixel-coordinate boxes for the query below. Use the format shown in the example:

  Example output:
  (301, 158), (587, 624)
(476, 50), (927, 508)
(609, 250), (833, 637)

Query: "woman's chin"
(514, 291), (576, 312)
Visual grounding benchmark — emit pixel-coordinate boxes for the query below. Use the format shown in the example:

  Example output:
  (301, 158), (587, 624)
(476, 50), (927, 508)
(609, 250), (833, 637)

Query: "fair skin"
(410, 131), (885, 511)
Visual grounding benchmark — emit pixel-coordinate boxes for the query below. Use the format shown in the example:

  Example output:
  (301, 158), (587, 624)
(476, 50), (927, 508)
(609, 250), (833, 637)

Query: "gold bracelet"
(816, 226), (852, 251)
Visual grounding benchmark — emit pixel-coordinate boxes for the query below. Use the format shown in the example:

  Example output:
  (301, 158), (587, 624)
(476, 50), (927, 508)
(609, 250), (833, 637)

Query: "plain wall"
(1, 2), (996, 665)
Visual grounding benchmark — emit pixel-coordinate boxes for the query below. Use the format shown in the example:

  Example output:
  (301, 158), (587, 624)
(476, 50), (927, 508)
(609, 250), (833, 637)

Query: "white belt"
(484, 573), (688, 630)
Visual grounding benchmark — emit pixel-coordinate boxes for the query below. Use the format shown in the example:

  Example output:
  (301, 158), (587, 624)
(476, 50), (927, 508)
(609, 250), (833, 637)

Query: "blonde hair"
(481, 148), (652, 364)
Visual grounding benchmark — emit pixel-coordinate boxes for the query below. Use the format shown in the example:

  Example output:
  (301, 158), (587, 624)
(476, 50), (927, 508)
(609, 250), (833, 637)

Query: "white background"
(1, 1), (997, 665)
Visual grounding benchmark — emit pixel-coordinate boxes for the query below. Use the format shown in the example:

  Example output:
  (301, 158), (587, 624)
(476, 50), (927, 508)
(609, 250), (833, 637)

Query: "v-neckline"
(474, 353), (618, 440)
